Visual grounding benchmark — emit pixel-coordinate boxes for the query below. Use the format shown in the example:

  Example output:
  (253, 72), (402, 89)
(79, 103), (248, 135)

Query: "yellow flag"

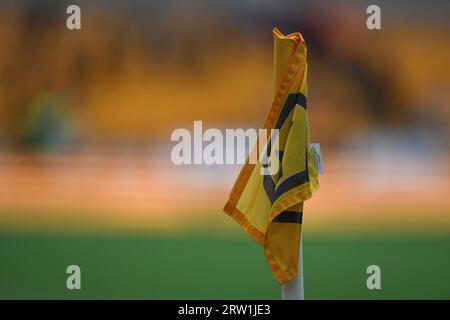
(224, 28), (319, 284)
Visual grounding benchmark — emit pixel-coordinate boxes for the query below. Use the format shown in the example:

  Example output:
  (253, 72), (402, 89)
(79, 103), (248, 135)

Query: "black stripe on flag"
(273, 211), (303, 224)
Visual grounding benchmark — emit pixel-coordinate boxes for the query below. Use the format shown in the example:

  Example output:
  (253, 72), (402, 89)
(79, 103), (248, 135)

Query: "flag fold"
(223, 28), (319, 284)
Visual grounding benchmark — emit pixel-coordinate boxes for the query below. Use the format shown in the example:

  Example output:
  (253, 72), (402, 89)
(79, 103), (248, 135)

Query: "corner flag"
(224, 28), (319, 284)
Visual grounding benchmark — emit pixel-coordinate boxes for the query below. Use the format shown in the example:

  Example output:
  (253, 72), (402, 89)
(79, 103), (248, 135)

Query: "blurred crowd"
(0, 0), (448, 154)
(0, 0), (448, 231)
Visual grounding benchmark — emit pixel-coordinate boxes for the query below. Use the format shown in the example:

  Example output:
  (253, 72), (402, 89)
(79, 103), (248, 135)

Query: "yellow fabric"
(223, 28), (319, 284)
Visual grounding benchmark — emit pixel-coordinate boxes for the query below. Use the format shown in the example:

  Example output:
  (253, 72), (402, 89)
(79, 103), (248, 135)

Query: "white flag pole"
(281, 235), (304, 300)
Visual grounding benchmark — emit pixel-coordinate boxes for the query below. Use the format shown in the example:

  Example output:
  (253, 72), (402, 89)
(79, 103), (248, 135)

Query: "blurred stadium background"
(0, 0), (449, 299)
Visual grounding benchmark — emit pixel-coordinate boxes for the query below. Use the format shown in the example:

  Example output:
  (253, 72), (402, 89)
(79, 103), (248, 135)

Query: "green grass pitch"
(1, 231), (449, 299)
